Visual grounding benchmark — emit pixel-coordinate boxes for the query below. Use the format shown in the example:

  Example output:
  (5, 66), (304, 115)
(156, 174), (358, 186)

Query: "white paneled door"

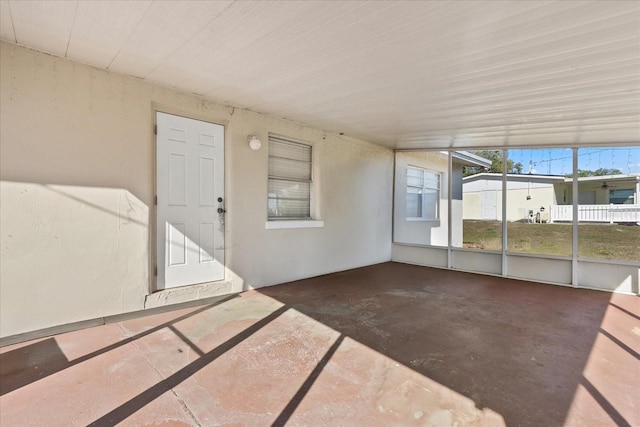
(156, 112), (225, 289)
(481, 190), (497, 220)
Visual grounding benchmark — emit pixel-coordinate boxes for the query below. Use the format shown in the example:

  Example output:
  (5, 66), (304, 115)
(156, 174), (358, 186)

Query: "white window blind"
(268, 134), (312, 219)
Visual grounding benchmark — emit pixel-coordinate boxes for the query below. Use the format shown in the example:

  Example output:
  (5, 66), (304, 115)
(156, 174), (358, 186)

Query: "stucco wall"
(225, 110), (393, 289)
(393, 151), (450, 247)
(0, 42), (393, 338)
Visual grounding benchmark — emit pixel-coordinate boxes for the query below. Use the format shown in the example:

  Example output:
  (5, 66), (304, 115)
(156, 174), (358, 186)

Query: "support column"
(572, 148), (579, 288)
(501, 150), (508, 277)
(447, 152), (453, 269)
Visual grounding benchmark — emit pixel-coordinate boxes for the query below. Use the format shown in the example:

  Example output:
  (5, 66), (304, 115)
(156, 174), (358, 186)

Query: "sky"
(507, 147), (640, 176)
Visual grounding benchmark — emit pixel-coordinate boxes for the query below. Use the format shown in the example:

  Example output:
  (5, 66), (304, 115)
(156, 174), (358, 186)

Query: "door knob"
(217, 208), (226, 214)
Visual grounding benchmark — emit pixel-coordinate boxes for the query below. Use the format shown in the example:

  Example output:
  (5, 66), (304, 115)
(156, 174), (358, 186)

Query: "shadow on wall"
(0, 180), (152, 337)
(0, 181), (148, 226)
(610, 270), (639, 295)
(0, 178), (230, 337)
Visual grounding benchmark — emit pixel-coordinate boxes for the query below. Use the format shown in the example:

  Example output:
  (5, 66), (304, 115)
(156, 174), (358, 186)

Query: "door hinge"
(154, 195), (158, 205)
(154, 124), (157, 135)
(154, 265), (158, 276)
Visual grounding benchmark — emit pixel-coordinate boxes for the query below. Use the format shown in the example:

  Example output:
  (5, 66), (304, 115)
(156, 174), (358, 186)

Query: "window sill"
(266, 220), (325, 230)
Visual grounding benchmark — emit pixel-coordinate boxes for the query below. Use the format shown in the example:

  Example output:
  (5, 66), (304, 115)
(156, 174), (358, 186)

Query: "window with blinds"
(268, 134), (313, 219)
(406, 166), (440, 219)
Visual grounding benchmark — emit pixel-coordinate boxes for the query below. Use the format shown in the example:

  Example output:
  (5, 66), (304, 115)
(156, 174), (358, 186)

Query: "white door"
(156, 112), (225, 289)
(481, 190), (497, 220)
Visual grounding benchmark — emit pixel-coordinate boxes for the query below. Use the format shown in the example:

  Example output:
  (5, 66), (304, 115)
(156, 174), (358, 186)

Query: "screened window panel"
(269, 137), (312, 162)
(407, 168), (423, 186)
(268, 135), (313, 219)
(424, 172), (440, 190)
(268, 179), (311, 200)
(406, 167), (440, 219)
(268, 156), (311, 181)
(422, 189), (439, 219)
(406, 192), (422, 217)
(268, 197), (311, 218)
(407, 176), (422, 187)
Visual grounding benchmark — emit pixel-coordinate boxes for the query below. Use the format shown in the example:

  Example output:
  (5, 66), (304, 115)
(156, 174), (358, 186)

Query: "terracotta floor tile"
(1, 263), (638, 427)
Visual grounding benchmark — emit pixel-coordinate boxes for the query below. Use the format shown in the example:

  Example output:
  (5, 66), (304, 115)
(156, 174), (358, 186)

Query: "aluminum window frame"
(267, 134), (314, 220)
(406, 166), (441, 220)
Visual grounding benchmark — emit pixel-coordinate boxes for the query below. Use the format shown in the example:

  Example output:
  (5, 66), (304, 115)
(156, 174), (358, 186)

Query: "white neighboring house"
(463, 173), (640, 224)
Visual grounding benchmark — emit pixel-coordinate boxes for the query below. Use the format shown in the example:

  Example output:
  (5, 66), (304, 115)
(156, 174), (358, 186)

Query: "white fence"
(550, 204), (640, 224)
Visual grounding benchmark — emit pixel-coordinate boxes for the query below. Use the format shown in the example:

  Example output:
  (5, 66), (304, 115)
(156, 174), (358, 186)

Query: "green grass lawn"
(462, 220), (640, 262)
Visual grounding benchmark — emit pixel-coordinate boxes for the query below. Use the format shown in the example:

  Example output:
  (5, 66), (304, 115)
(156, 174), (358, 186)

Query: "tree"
(566, 168), (622, 178)
(463, 150), (523, 176)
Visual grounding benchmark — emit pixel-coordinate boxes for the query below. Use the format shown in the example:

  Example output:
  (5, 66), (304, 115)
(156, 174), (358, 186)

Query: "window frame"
(267, 133), (314, 221)
(609, 188), (634, 205)
(406, 166), (441, 220)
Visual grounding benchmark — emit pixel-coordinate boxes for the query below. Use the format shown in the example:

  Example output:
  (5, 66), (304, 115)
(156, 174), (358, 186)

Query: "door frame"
(150, 106), (228, 294)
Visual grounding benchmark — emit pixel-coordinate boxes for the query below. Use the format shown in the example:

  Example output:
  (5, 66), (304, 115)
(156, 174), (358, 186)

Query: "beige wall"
(0, 42), (393, 338)
(504, 187), (556, 222)
(463, 179), (557, 222)
(464, 187), (554, 222)
(462, 192), (482, 220)
(226, 110), (393, 289)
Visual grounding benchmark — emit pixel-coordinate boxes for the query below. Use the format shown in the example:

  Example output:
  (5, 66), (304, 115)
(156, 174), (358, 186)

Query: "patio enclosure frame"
(392, 148), (639, 294)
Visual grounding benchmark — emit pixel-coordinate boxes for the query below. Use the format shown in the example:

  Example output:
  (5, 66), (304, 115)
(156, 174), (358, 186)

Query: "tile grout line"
(115, 322), (203, 427)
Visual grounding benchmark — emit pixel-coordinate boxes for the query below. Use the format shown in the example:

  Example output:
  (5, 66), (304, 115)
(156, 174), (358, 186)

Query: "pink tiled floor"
(1, 263), (638, 426)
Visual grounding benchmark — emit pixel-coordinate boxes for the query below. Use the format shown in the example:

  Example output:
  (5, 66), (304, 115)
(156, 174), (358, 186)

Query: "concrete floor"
(1, 262), (638, 427)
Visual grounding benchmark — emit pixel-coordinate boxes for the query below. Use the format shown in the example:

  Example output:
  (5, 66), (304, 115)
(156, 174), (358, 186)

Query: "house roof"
(463, 173), (566, 183)
(463, 172), (640, 184)
(1, 1), (638, 150)
(564, 174), (640, 183)
(452, 151), (493, 168)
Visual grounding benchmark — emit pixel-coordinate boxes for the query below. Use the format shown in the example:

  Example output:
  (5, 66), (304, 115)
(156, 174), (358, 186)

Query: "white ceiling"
(1, 0), (639, 149)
